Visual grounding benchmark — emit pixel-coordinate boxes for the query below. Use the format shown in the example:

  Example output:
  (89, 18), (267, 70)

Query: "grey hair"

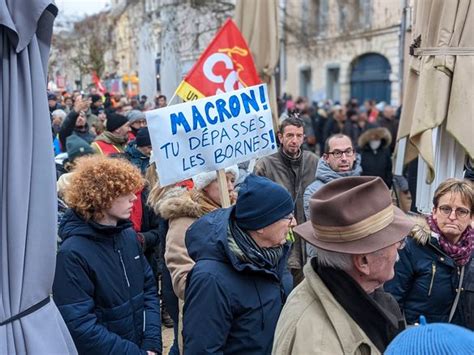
(315, 248), (353, 272)
(51, 109), (67, 120)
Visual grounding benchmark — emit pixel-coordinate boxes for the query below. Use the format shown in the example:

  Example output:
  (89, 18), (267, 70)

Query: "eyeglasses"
(437, 205), (470, 219)
(133, 119), (147, 126)
(327, 148), (354, 159)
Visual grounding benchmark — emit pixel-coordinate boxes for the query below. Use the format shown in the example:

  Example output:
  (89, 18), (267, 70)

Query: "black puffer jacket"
(53, 210), (162, 354)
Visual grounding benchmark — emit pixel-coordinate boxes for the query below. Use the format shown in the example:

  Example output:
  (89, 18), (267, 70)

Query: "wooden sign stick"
(217, 169), (231, 208)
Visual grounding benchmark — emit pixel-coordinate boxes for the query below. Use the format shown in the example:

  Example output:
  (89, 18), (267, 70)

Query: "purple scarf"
(427, 215), (473, 266)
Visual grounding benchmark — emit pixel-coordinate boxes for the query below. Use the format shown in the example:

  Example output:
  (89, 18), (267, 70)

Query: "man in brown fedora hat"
(272, 176), (415, 355)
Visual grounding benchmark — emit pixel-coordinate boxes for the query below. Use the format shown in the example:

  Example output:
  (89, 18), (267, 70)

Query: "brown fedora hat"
(294, 176), (414, 254)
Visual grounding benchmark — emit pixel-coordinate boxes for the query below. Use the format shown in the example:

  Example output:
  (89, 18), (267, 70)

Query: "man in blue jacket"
(53, 156), (161, 354)
(183, 174), (295, 354)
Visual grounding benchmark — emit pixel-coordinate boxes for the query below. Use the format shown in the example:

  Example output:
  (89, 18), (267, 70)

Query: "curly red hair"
(64, 155), (144, 221)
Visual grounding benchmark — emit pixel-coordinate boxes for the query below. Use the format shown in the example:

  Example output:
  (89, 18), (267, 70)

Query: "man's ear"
(322, 153), (329, 161)
(248, 228), (265, 241)
(277, 132), (283, 144)
(352, 254), (370, 276)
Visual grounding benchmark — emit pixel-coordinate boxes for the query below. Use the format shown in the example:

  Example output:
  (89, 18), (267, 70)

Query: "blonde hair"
(433, 178), (473, 213)
(64, 155), (144, 221)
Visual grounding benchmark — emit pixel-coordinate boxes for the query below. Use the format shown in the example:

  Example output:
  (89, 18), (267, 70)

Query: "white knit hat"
(192, 165), (239, 190)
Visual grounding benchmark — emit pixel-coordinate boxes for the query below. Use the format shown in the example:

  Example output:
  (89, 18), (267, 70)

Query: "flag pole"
(167, 90), (179, 106)
(217, 169), (231, 208)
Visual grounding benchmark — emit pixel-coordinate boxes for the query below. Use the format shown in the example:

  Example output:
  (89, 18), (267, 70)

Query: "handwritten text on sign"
(146, 84), (276, 186)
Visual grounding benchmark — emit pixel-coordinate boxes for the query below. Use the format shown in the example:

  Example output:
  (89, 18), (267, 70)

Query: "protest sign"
(146, 84), (276, 186)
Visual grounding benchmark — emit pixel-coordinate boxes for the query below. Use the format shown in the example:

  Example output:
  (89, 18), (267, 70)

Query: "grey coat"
(304, 155), (362, 219)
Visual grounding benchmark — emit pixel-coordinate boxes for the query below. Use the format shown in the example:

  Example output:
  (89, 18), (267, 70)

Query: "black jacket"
(58, 110), (95, 151)
(53, 210), (162, 354)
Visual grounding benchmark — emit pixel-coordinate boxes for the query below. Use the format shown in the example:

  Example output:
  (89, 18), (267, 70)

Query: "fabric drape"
(235, 0), (280, 131)
(0, 0), (76, 352)
(398, 0), (474, 182)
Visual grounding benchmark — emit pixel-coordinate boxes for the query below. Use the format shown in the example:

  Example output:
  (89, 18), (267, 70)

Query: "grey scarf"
(227, 219), (284, 270)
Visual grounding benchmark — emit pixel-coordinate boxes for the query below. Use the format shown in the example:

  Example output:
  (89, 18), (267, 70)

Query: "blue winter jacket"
(183, 207), (293, 354)
(125, 141), (150, 175)
(385, 235), (474, 329)
(53, 210), (162, 354)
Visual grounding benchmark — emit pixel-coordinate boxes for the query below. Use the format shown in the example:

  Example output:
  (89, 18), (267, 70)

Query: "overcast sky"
(55, 0), (110, 16)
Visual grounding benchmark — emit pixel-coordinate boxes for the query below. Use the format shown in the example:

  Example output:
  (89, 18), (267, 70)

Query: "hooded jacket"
(358, 127), (393, 188)
(183, 207), (292, 354)
(155, 186), (218, 300)
(125, 141), (150, 175)
(384, 217), (474, 329)
(91, 131), (127, 155)
(303, 155), (362, 219)
(53, 210), (162, 354)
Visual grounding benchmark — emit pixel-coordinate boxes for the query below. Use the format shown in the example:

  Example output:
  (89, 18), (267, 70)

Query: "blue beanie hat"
(235, 174), (294, 230)
(385, 318), (474, 355)
(136, 127), (151, 147)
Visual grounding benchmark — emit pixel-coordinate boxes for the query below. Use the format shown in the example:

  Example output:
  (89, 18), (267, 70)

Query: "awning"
(398, 0), (474, 183)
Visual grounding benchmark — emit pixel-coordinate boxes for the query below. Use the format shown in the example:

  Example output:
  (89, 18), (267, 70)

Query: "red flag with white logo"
(175, 18), (261, 101)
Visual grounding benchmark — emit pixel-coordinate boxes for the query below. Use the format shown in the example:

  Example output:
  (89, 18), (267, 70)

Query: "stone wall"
(283, 0), (403, 105)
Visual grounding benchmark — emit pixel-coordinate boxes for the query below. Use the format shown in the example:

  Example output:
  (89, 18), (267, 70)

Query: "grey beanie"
(127, 110), (146, 123)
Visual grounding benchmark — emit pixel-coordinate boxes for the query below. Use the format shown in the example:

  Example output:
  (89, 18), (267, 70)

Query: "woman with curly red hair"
(53, 155), (162, 354)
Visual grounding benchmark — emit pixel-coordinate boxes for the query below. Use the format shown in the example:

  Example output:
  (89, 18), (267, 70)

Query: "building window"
(317, 0), (329, 34)
(337, 0), (372, 32)
(300, 67), (312, 98)
(301, 0), (310, 39)
(326, 66), (340, 102)
(359, 0), (372, 29)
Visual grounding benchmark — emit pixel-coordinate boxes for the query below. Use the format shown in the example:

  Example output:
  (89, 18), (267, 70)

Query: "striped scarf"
(227, 219), (284, 269)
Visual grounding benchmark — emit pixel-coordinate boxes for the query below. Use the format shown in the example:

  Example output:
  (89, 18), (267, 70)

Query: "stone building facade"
(282, 0), (405, 106)
(49, 0), (233, 99)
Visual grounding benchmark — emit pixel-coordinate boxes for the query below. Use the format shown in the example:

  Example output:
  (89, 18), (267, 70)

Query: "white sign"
(146, 84), (277, 186)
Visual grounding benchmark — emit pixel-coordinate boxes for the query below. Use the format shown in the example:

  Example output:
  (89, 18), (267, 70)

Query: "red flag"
(175, 18), (261, 101)
(92, 71), (106, 94)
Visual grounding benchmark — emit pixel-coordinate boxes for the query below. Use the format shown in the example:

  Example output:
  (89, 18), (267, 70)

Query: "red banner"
(175, 18), (261, 101)
(91, 71), (107, 94)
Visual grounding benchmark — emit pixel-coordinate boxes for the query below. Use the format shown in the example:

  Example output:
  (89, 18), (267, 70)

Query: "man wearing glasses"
(183, 174), (295, 354)
(304, 133), (362, 219)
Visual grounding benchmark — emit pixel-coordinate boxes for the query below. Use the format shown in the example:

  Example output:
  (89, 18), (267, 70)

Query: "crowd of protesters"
(48, 88), (473, 354)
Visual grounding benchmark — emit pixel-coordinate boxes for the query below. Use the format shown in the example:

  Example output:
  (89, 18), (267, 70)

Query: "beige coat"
(272, 263), (380, 355)
(157, 188), (217, 300)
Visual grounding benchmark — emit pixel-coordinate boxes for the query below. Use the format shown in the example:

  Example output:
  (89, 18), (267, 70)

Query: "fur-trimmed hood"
(407, 214), (432, 245)
(358, 127), (392, 149)
(153, 186), (217, 221)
